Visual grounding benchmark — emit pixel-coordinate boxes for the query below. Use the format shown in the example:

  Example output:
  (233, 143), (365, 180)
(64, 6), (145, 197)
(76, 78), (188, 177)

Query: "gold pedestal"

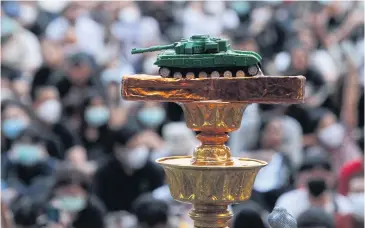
(122, 75), (305, 228)
(158, 102), (266, 228)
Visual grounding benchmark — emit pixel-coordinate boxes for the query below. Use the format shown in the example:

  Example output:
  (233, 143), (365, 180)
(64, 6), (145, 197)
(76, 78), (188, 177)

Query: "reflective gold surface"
(122, 75), (306, 103)
(182, 102), (248, 166)
(121, 74), (305, 228)
(156, 156), (266, 204)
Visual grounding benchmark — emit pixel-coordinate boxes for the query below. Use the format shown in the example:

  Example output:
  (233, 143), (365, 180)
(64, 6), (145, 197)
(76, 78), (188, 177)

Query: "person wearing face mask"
(307, 108), (362, 174)
(1, 101), (31, 150)
(1, 99), (62, 159)
(1, 127), (57, 206)
(112, 2), (161, 64)
(93, 126), (165, 212)
(17, 2), (39, 29)
(9, 196), (44, 228)
(45, 166), (106, 228)
(276, 154), (354, 226)
(79, 91), (113, 162)
(136, 102), (167, 135)
(33, 86), (79, 159)
(45, 2), (106, 60)
(100, 64), (136, 108)
(1, 15), (43, 75)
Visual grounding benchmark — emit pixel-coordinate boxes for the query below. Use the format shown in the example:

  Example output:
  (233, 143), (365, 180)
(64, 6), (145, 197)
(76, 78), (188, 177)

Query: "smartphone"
(46, 205), (60, 223)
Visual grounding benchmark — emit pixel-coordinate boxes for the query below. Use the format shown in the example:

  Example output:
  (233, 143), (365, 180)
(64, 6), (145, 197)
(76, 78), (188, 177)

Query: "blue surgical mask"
(85, 106), (110, 127)
(138, 107), (166, 128)
(2, 118), (28, 140)
(56, 196), (87, 212)
(231, 2), (250, 15)
(11, 144), (44, 166)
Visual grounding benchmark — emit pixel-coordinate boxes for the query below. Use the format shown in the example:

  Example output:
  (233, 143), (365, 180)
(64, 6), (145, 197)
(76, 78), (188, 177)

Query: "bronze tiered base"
(122, 75), (305, 227)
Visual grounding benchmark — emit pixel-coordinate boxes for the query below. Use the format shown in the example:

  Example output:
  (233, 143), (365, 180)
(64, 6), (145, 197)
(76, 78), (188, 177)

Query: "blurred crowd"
(0, 1), (364, 228)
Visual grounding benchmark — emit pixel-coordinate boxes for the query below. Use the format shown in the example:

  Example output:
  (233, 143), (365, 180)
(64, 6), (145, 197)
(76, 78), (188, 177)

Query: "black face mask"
(307, 178), (327, 197)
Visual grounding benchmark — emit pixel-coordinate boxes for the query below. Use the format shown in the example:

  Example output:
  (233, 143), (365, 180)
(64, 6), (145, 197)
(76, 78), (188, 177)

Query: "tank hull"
(155, 51), (260, 68)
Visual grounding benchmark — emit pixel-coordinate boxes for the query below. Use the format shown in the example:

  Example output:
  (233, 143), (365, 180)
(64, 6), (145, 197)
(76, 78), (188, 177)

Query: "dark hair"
(67, 52), (96, 70)
(133, 194), (169, 227)
(15, 126), (46, 144)
(298, 154), (332, 173)
(1, 64), (22, 81)
(112, 125), (141, 147)
(11, 196), (41, 226)
(1, 99), (33, 119)
(297, 207), (335, 228)
(52, 165), (91, 193)
(232, 205), (265, 228)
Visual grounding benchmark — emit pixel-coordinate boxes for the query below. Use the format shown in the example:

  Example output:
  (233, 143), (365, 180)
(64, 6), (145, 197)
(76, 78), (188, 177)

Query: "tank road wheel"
(198, 72), (208, 78)
(248, 65), (259, 76)
(159, 67), (170, 78)
(186, 72), (195, 79)
(173, 72), (183, 79)
(223, 71), (233, 78)
(211, 71), (220, 78)
(236, 70), (246, 77)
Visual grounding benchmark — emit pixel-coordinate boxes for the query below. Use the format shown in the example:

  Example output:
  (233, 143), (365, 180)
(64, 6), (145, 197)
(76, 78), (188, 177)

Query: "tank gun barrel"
(131, 43), (177, 54)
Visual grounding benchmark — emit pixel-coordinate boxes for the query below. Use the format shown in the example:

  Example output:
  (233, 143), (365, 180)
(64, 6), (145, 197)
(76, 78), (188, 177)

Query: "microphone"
(268, 207), (297, 228)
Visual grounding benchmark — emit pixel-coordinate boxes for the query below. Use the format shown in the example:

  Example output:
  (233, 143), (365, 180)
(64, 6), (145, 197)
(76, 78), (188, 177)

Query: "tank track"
(158, 65), (263, 78)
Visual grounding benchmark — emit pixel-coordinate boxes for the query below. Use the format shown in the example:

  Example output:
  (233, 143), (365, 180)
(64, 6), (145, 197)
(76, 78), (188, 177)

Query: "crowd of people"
(1, 1), (364, 228)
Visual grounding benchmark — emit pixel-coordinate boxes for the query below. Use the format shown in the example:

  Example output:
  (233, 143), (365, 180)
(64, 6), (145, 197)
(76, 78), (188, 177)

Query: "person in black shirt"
(285, 45), (329, 135)
(47, 52), (104, 132)
(93, 126), (165, 212)
(79, 89), (113, 162)
(2, 127), (57, 206)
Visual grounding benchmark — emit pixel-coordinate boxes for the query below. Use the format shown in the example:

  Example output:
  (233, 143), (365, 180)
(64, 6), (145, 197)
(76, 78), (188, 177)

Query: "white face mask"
(318, 123), (345, 149)
(38, 1), (68, 14)
(122, 146), (149, 171)
(348, 192), (364, 220)
(36, 99), (62, 124)
(119, 6), (141, 24)
(19, 4), (38, 26)
(204, 1), (225, 15)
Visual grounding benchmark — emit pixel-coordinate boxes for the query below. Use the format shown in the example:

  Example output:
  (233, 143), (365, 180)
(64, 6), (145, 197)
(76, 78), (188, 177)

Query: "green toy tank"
(131, 35), (263, 78)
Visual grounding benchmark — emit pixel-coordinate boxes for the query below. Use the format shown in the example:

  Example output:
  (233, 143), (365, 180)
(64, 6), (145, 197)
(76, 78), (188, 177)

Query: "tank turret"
(131, 35), (263, 78)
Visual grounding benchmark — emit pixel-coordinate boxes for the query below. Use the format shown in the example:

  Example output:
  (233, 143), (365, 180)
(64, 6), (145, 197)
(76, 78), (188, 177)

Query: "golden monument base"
(122, 75), (305, 228)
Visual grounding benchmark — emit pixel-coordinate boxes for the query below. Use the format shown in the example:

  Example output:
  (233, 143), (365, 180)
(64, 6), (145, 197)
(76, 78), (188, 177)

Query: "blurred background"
(0, 1), (364, 228)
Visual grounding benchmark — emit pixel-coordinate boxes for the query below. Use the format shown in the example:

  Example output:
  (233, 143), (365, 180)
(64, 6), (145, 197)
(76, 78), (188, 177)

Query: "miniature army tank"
(131, 35), (263, 78)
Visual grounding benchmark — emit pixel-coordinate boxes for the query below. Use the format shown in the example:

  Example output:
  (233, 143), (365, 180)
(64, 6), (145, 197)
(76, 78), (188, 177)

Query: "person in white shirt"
(1, 16), (43, 76)
(45, 2), (105, 63)
(275, 154), (353, 219)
